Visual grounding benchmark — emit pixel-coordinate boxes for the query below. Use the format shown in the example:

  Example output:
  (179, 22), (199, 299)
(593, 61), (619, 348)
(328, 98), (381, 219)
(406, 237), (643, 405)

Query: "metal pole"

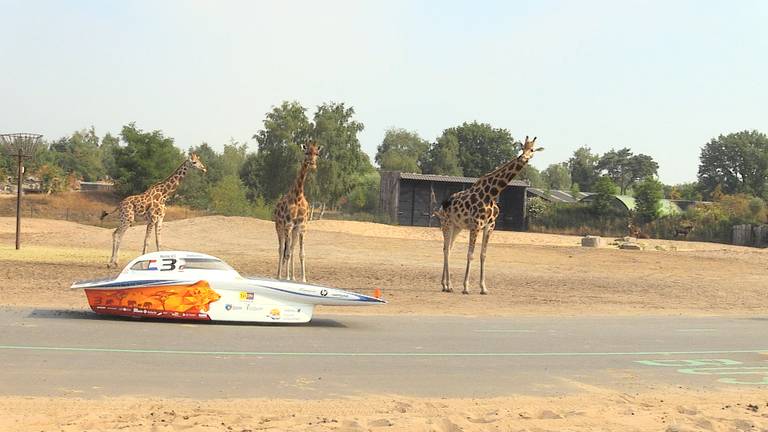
(15, 153), (22, 250)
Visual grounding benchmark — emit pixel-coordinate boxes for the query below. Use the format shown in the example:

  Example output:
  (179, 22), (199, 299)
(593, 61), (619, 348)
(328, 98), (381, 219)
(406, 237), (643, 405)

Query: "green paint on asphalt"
(0, 344), (766, 358)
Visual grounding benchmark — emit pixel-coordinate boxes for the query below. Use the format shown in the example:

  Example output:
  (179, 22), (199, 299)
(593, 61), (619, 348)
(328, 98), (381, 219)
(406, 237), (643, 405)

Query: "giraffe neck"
(151, 161), (189, 201)
(291, 161), (311, 199)
(474, 153), (533, 200)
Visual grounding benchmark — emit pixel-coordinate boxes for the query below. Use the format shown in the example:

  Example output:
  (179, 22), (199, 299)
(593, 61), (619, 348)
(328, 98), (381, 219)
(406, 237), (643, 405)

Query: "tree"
(518, 165), (545, 188)
(49, 127), (106, 181)
(420, 133), (462, 176)
(308, 102), (369, 207)
(176, 142), (220, 208)
(541, 163), (571, 190)
(375, 128), (429, 173)
(241, 101), (312, 202)
(698, 130), (768, 199)
(100, 132), (120, 179)
(209, 175), (252, 216)
(112, 123), (184, 196)
(344, 171), (380, 213)
(667, 182), (702, 201)
(219, 140), (248, 178)
(568, 146), (600, 192)
(634, 177), (664, 224)
(597, 148), (658, 194)
(592, 176), (618, 215)
(433, 122), (516, 178)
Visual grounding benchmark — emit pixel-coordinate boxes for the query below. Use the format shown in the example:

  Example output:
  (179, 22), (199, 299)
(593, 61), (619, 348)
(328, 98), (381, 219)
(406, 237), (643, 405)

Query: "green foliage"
(698, 130), (768, 199)
(570, 182), (581, 198)
(100, 132), (120, 179)
(568, 146), (600, 192)
(541, 163), (571, 190)
(209, 175), (252, 216)
(375, 128), (429, 173)
(343, 171), (380, 213)
(666, 181), (702, 201)
(35, 163), (66, 193)
(113, 123), (184, 196)
(430, 122), (516, 178)
(717, 194), (767, 224)
(634, 177), (664, 224)
(592, 176), (619, 215)
(48, 127), (106, 181)
(529, 202), (627, 236)
(219, 140), (248, 178)
(242, 101), (311, 202)
(526, 196), (549, 220)
(177, 140), (248, 209)
(597, 148), (658, 194)
(308, 102), (370, 207)
(421, 133), (462, 176)
(518, 165), (545, 188)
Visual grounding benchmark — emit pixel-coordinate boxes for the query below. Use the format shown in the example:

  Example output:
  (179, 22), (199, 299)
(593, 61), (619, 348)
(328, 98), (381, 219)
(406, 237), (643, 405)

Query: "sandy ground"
(0, 215), (766, 315)
(2, 216), (767, 431)
(1, 387), (767, 432)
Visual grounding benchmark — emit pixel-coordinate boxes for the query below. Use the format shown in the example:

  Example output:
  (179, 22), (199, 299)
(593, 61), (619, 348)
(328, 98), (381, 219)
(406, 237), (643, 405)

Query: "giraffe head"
(302, 141), (320, 170)
(521, 136), (543, 161)
(187, 153), (207, 173)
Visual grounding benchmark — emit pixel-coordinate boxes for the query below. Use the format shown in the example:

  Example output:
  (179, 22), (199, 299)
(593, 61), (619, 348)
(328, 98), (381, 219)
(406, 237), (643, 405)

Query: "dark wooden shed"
(379, 171), (529, 231)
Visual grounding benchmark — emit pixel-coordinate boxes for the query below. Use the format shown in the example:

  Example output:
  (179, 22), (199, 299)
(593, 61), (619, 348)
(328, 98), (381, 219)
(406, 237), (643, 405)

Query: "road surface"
(1, 307), (766, 398)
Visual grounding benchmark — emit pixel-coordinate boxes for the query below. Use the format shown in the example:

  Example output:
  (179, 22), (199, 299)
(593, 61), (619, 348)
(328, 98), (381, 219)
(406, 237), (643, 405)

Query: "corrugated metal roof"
(397, 172), (529, 186)
(527, 188), (584, 203)
(579, 194), (683, 216)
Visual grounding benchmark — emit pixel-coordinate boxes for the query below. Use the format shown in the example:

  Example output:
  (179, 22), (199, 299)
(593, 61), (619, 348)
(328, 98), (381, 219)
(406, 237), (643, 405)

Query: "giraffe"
(273, 141), (319, 282)
(435, 136), (542, 295)
(101, 153), (207, 268)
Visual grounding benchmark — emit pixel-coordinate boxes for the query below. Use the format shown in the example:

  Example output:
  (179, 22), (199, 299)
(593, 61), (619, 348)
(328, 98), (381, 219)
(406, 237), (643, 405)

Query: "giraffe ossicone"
(102, 153), (207, 268)
(437, 136), (541, 295)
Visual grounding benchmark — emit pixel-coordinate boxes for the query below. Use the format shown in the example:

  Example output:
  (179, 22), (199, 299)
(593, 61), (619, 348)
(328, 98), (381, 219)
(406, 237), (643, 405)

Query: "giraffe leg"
(479, 225), (493, 295)
(442, 227), (461, 292)
(276, 229), (285, 279)
(441, 227), (452, 292)
(288, 225), (300, 281)
(299, 226), (307, 283)
(108, 225), (129, 268)
(283, 224), (294, 280)
(142, 222), (154, 255)
(154, 219), (163, 251)
(462, 229), (479, 294)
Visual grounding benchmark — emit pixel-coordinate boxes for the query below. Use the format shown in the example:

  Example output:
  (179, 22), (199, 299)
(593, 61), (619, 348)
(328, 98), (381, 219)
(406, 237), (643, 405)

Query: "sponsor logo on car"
(239, 291), (255, 301)
(268, 309), (281, 320)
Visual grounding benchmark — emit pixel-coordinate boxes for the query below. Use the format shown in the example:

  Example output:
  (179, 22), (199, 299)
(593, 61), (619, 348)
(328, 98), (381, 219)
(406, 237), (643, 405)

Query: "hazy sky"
(1, 0), (766, 184)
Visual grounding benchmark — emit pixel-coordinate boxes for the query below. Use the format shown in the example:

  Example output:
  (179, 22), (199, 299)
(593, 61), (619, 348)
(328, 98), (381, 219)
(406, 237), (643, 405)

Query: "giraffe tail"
(100, 207), (118, 221)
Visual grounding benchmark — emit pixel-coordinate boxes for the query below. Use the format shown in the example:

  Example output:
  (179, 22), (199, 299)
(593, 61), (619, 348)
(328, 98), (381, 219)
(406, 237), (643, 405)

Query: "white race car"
(71, 251), (385, 323)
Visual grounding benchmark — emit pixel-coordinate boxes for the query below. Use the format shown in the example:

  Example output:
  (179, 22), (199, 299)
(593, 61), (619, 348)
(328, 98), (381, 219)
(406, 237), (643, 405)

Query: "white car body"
(71, 251), (385, 323)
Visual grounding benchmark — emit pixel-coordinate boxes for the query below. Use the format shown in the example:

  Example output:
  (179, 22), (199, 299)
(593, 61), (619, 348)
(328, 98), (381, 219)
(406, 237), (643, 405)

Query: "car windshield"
(182, 258), (235, 271)
(129, 257), (235, 272)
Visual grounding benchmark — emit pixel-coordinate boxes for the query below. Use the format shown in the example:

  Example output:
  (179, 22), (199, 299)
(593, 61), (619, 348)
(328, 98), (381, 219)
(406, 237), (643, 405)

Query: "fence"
(0, 203), (204, 228)
(732, 224), (768, 248)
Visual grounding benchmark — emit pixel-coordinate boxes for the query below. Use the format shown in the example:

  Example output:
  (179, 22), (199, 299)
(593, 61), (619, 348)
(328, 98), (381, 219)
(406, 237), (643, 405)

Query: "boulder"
(581, 236), (603, 247)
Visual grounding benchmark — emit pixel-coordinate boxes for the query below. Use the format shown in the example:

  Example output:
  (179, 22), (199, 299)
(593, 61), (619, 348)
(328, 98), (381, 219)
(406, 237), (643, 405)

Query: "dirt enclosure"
(0, 215), (766, 315)
(2, 216), (768, 431)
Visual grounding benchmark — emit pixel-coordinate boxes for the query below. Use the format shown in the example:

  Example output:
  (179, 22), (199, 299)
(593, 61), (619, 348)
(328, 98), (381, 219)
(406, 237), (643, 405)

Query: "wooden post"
(15, 154), (22, 250)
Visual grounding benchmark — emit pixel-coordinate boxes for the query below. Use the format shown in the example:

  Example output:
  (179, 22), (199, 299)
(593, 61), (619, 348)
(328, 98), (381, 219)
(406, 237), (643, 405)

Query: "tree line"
(1, 100), (766, 225)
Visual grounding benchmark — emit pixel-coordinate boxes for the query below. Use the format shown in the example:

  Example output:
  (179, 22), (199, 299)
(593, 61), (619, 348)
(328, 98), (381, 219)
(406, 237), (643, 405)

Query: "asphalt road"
(1, 307), (766, 398)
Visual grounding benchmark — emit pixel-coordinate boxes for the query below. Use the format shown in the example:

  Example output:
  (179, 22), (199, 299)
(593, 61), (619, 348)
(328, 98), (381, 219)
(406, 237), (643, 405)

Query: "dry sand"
(0, 215), (766, 316)
(1, 386), (767, 432)
(1, 216), (767, 431)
